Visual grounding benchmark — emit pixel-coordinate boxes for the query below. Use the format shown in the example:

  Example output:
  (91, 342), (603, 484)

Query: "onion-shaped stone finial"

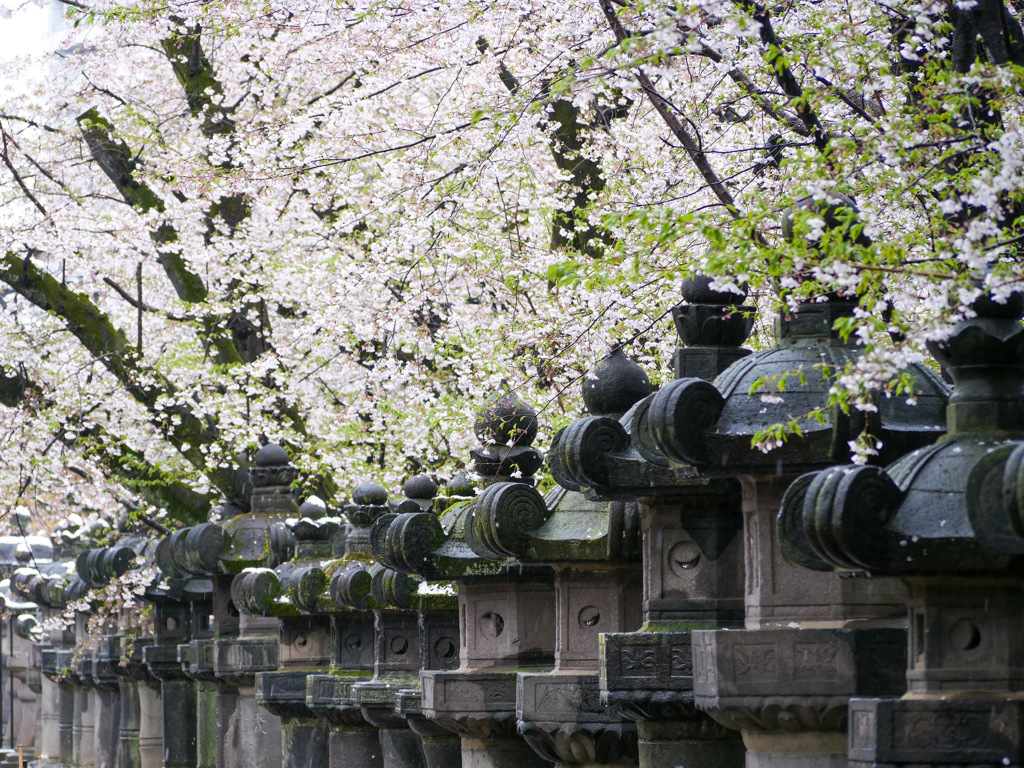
(674, 274), (754, 350)
(474, 384), (539, 447)
(681, 274), (748, 305)
(582, 346), (653, 418)
(249, 443), (300, 518)
(403, 474), (438, 500)
(345, 482), (390, 528)
(254, 442), (289, 466)
(297, 498), (325, 520)
(352, 481), (388, 507)
(395, 474), (439, 514)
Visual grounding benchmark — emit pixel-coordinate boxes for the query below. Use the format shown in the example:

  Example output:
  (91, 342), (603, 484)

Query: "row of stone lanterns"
(5, 208), (1024, 768)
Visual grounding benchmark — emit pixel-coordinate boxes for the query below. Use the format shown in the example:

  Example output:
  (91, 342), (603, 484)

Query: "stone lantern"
(166, 443), (298, 768)
(305, 481), (385, 768)
(640, 205), (951, 768)
(352, 475), (460, 768)
(548, 279), (755, 768)
(779, 289), (1024, 767)
(231, 499), (341, 768)
(146, 534), (211, 768)
(371, 389), (557, 768)
(156, 521), (217, 768)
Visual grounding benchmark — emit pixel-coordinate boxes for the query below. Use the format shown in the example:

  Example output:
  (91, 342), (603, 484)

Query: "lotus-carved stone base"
(517, 672), (637, 766)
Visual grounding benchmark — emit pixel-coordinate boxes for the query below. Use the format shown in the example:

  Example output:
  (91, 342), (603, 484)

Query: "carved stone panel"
(421, 669), (520, 739)
(692, 627), (907, 734)
(279, 619), (331, 668)
(419, 611), (459, 672)
(518, 672), (614, 724)
(601, 629), (697, 692)
(213, 636), (280, 687)
(306, 673), (372, 727)
(849, 697), (1024, 766)
(905, 579), (1024, 693)
(256, 669), (315, 718)
(518, 672), (638, 766)
(184, 639), (218, 683)
(374, 612), (419, 675)
(331, 614), (375, 671)
(144, 643), (186, 682)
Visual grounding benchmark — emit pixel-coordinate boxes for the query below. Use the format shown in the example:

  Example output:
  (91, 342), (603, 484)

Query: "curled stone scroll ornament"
(558, 416), (630, 489)
(284, 565), (327, 612)
(797, 465), (901, 570)
(330, 561), (372, 610)
(391, 511), (445, 576)
(230, 567), (281, 615)
(547, 427), (583, 492)
(630, 393), (672, 468)
(647, 378), (724, 465)
(184, 523), (227, 575)
(778, 473), (835, 572)
(369, 563), (419, 610)
(1001, 442), (1024, 534)
(967, 443), (1024, 555)
(369, 511), (400, 569)
(465, 482), (551, 560)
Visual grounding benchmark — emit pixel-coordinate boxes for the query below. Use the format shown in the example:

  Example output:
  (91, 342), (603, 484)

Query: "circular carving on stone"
(669, 541), (702, 574)
(294, 634), (308, 648)
(390, 635), (409, 655)
(578, 605), (601, 628)
(479, 612), (505, 639)
(434, 637), (457, 660)
(344, 635), (362, 651)
(165, 616), (179, 632)
(950, 619), (982, 651)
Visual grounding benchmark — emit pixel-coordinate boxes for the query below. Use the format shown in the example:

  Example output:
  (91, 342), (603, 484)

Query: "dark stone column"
(56, 651), (74, 768)
(181, 630), (219, 768)
(92, 643), (121, 768)
(114, 668), (141, 768)
(143, 596), (197, 768)
(70, 654), (96, 768)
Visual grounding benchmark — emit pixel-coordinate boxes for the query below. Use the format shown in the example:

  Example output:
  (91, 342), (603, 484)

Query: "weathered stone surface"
(849, 698), (1024, 767)
(776, 290), (1024, 767)
(646, 299), (949, 473)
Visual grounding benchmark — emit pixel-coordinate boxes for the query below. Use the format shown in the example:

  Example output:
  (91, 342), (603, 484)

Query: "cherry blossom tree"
(0, 0), (1022, 527)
